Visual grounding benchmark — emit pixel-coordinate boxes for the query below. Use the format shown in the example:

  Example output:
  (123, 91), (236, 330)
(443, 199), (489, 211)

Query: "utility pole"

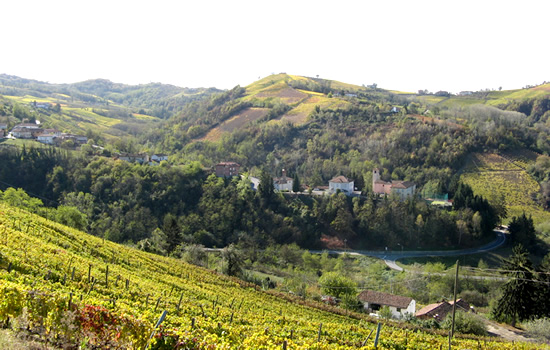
(449, 260), (460, 347)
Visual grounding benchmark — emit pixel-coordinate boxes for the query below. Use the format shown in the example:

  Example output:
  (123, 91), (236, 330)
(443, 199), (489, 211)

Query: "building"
(329, 175), (354, 195)
(36, 133), (58, 145)
(415, 301), (452, 322)
(415, 299), (472, 322)
(273, 169), (293, 191)
(0, 123), (7, 130)
(151, 154), (169, 162)
(11, 127), (41, 139)
(215, 162), (240, 178)
(372, 168), (416, 200)
(358, 290), (415, 319)
(116, 153), (149, 164)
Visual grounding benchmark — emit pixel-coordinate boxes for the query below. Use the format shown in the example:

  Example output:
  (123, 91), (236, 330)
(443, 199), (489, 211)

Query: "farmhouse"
(273, 169), (293, 191)
(372, 168), (416, 200)
(358, 290), (415, 319)
(36, 133), (58, 145)
(329, 175), (354, 195)
(415, 299), (471, 322)
(215, 162), (240, 178)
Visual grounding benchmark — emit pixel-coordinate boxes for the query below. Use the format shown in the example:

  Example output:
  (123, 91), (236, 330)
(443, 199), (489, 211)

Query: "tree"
(318, 271), (356, 299)
(508, 213), (536, 247)
(258, 169), (274, 201)
(220, 244), (243, 277)
(162, 213), (181, 254)
(492, 245), (537, 326)
(292, 173), (301, 192)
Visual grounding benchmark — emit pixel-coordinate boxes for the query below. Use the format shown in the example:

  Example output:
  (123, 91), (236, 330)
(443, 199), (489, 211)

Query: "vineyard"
(461, 153), (550, 225)
(0, 203), (545, 349)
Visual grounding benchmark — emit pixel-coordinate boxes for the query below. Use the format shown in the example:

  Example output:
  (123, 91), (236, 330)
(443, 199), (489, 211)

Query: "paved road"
(315, 230), (507, 272)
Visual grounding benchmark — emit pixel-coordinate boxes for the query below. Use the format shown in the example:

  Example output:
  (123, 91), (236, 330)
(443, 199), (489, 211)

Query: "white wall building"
(329, 175), (354, 195)
(358, 290), (415, 319)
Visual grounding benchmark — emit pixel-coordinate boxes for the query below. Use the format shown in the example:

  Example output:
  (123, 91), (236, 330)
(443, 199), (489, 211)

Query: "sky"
(2, 0), (549, 93)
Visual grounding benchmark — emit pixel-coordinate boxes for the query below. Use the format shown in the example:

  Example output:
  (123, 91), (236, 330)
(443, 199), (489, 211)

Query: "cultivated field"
(461, 152), (550, 225)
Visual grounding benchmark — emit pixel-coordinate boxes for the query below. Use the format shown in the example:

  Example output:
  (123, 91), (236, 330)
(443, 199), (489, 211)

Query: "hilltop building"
(372, 168), (416, 200)
(329, 175), (354, 195)
(273, 169), (293, 191)
(215, 162), (240, 178)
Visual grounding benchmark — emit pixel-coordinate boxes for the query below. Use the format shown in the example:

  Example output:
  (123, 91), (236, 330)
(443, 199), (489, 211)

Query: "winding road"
(318, 230), (507, 272)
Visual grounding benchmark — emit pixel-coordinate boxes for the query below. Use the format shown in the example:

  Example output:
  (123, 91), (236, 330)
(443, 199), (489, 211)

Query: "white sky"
(1, 0), (548, 93)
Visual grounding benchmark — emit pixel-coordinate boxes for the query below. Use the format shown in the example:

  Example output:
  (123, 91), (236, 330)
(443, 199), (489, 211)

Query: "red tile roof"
(329, 175), (352, 183)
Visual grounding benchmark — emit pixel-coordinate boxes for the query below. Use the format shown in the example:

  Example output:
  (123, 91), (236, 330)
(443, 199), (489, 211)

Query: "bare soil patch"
(257, 86), (307, 104)
(200, 107), (269, 142)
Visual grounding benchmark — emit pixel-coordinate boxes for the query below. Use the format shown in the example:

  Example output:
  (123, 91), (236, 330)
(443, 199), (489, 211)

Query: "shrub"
(441, 311), (487, 336)
(524, 317), (550, 342)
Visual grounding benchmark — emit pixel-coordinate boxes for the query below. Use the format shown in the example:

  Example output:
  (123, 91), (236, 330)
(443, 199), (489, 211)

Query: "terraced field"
(461, 153), (550, 225)
(0, 202), (543, 349)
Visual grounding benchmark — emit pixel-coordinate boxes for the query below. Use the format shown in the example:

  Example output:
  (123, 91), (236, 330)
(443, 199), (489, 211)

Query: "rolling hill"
(0, 202), (542, 349)
(0, 74), (220, 141)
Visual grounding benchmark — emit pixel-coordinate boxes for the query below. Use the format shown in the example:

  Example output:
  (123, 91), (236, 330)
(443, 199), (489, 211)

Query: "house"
(358, 290), (415, 319)
(116, 153), (149, 164)
(329, 175), (354, 195)
(390, 106), (402, 113)
(32, 102), (51, 109)
(415, 299), (472, 322)
(151, 154), (169, 162)
(11, 126), (42, 139)
(0, 123), (7, 130)
(273, 169), (293, 191)
(372, 168), (416, 200)
(36, 133), (58, 145)
(415, 301), (452, 322)
(15, 123), (41, 129)
(215, 162), (240, 178)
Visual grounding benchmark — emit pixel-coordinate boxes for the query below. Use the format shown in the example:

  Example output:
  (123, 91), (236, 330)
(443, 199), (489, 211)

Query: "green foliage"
(524, 318), (550, 342)
(508, 213), (536, 246)
(441, 311), (487, 336)
(379, 305), (393, 320)
(54, 205), (88, 231)
(0, 188), (43, 212)
(492, 245), (538, 326)
(318, 271), (356, 299)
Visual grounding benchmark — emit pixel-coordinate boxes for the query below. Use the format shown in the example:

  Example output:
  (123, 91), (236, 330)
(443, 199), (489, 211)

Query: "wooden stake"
(317, 323), (322, 342)
(451, 260), (460, 339)
(177, 292), (184, 311)
(105, 265), (109, 288)
(374, 322), (382, 348)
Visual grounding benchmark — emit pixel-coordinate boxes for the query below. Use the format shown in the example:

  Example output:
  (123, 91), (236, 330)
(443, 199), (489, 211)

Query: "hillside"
(192, 74), (400, 142)
(0, 202), (542, 349)
(0, 74), (220, 142)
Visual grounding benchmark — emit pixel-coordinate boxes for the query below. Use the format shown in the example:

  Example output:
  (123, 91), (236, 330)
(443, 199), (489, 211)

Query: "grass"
(398, 246), (513, 269)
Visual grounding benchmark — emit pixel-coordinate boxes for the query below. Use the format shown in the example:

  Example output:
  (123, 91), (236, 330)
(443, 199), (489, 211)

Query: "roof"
(217, 162), (240, 167)
(358, 290), (413, 309)
(274, 176), (292, 184)
(391, 181), (415, 189)
(329, 175), (352, 184)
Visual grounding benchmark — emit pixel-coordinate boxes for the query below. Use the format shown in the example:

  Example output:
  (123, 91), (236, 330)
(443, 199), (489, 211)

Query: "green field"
(0, 202), (541, 349)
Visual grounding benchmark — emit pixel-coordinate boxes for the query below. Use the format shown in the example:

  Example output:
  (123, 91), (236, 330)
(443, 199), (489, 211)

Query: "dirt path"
(485, 321), (532, 342)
